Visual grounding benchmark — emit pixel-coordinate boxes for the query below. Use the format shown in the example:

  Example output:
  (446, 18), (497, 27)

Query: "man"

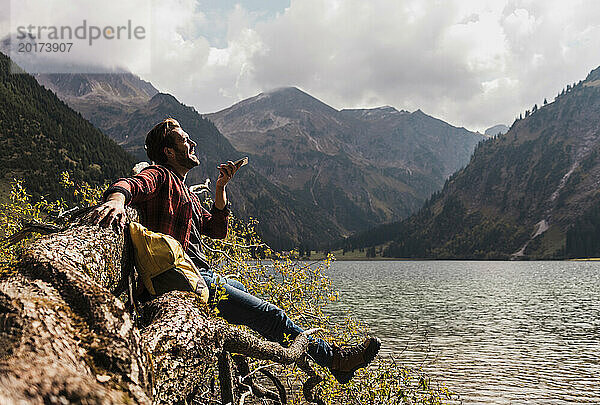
(91, 118), (380, 384)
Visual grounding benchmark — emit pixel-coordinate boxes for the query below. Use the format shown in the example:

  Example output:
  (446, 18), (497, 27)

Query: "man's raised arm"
(215, 160), (238, 210)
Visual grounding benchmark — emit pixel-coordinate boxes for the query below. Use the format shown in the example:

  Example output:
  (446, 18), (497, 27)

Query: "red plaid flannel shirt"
(104, 165), (229, 251)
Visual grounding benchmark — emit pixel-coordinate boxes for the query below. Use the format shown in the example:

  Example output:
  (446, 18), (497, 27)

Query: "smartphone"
(217, 157), (249, 170)
(234, 156), (249, 169)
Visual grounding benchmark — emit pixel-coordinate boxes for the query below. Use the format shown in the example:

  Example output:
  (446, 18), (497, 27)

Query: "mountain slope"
(35, 73), (159, 145)
(206, 87), (483, 235)
(34, 75), (342, 249)
(342, 67), (600, 259)
(0, 52), (135, 201)
(339, 107), (480, 179)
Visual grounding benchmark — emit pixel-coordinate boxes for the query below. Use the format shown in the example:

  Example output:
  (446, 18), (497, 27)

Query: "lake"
(324, 261), (600, 404)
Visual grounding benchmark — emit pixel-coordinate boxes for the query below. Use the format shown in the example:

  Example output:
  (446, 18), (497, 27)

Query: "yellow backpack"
(128, 222), (209, 303)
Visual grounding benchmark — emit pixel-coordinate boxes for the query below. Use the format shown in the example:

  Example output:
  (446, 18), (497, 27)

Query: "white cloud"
(2, 0), (600, 131)
(143, 2), (264, 112)
(3, 0), (152, 73)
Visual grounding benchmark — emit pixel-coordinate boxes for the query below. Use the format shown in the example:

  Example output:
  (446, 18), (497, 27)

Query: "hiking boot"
(330, 337), (381, 384)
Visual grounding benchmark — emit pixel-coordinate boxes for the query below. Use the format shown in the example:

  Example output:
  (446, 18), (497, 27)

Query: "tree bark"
(0, 221), (151, 404)
(0, 215), (323, 404)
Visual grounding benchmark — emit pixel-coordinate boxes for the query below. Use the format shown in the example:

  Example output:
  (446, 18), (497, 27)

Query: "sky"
(3, 0), (600, 132)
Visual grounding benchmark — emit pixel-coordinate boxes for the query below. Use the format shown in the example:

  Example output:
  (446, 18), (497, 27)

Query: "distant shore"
(299, 249), (596, 261)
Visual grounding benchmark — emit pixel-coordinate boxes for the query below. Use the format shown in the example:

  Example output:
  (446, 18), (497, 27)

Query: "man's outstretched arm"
(89, 166), (166, 230)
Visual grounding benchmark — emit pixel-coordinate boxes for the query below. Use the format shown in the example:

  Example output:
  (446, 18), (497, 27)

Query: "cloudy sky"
(4, 0), (600, 132)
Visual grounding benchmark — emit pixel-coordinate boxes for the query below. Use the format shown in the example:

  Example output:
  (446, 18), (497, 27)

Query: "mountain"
(36, 75), (482, 249)
(33, 75), (342, 249)
(0, 52), (135, 201)
(485, 124), (509, 137)
(342, 67), (600, 259)
(35, 73), (159, 150)
(206, 87), (483, 236)
(35, 73), (158, 100)
(339, 106), (482, 179)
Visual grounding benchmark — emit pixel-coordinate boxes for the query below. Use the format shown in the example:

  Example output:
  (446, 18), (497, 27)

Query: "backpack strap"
(112, 225), (139, 317)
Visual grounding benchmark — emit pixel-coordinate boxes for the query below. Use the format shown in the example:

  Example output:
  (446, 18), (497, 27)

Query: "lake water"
(324, 261), (600, 404)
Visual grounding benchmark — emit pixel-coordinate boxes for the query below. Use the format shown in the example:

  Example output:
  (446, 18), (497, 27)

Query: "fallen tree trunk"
(0, 219), (151, 404)
(0, 215), (323, 404)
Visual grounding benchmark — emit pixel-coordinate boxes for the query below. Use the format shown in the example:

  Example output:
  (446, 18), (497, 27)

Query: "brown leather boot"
(330, 337), (381, 384)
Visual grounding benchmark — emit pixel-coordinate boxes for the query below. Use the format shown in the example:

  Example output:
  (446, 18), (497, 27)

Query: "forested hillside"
(341, 66), (600, 259)
(0, 53), (134, 201)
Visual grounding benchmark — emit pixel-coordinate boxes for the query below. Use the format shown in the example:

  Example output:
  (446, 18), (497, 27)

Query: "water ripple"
(324, 261), (600, 404)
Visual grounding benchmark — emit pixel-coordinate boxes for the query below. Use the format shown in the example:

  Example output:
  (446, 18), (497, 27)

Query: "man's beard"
(175, 149), (199, 170)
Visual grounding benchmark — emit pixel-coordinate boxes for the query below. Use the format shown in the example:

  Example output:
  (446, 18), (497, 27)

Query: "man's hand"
(214, 160), (240, 210)
(88, 192), (127, 230)
(216, 160), (239, 189)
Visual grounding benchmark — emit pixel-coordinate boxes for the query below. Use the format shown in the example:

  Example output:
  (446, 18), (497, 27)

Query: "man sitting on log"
(90, 118), (380, 384)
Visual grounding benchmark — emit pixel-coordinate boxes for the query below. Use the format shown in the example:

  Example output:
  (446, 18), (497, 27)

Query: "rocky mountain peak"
(36, 72), (158, 101)
(264, 86), (305, 96)
(351, 64), (600, 259)
(484, 124), (509, 136)
(149, 92), (181, 108)
(378, 105), (400, 112)
(224, 86), (338, 117)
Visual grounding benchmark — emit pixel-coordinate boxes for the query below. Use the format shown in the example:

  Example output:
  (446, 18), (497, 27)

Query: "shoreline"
(300, 254), (597, 262)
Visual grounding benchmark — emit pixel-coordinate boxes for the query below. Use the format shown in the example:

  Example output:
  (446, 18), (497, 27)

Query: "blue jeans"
(200, 269), (333, 369)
